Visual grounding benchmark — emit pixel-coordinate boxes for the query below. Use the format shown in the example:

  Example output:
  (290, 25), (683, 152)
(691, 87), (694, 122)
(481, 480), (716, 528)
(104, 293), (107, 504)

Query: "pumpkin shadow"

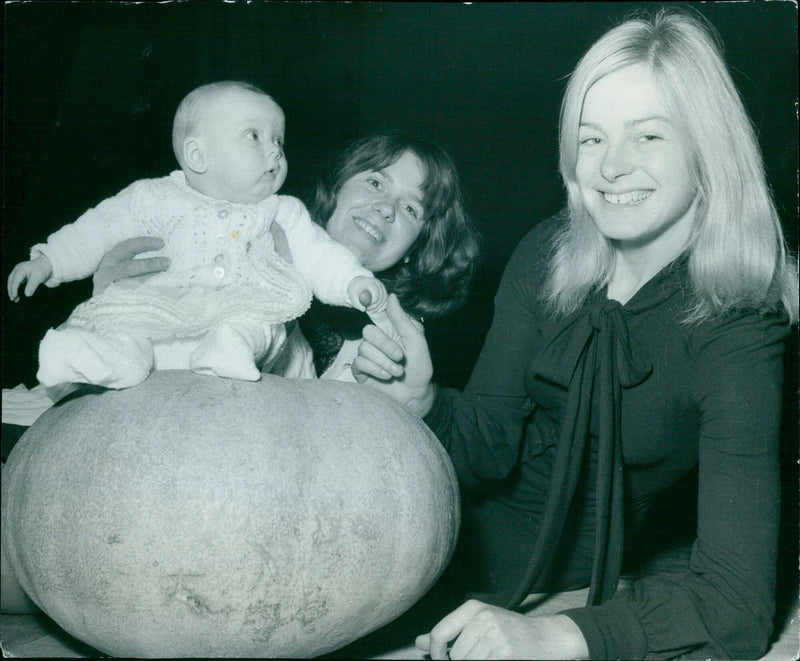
(322, 591), (451, 659)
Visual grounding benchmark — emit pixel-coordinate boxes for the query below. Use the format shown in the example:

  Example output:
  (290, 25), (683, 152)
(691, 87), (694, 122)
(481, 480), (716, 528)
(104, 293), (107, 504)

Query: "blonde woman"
(356, 8), (797, 659)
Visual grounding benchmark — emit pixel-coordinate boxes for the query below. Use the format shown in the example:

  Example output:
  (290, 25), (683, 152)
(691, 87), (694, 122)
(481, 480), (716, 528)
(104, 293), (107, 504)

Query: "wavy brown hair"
(309, 131), (481, 319)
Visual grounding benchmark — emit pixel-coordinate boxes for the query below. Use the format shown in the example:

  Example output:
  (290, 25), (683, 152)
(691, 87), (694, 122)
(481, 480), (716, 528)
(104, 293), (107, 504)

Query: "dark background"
(1, 0), (798, 633)
(2, 1), (797, 391)
(2, 2), (797, 388)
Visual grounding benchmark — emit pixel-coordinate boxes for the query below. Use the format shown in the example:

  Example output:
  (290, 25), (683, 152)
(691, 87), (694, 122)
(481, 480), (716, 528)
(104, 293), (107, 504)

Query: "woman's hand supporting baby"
(92, 237), (170, 296)
(8, 237), (172, 303)
(352, 293), (436, 418)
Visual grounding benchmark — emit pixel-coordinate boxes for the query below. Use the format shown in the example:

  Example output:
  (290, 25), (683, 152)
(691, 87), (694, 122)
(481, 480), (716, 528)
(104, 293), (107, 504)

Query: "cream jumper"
(32, 171), (371, 387)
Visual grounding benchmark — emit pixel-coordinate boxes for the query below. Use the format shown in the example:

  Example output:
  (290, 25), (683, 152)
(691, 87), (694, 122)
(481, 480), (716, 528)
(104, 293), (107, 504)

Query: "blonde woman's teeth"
(603, 190), (652, 205)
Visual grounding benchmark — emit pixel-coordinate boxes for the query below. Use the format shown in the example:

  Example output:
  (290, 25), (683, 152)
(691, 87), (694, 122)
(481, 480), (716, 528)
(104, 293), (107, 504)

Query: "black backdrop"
(3, 1), (797, 391)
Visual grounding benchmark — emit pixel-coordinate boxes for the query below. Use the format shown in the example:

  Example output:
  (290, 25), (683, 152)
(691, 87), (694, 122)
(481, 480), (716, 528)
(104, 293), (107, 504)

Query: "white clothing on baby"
(32, 171), (371, 388)
(268, 323), (359, 382)
(2, 328), (357, 428)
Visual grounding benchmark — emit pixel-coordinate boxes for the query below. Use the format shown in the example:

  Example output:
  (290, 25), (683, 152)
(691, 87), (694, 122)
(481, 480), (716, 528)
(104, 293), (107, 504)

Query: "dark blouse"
(424, 211), (790, 659)
(298, 299), (368, 376)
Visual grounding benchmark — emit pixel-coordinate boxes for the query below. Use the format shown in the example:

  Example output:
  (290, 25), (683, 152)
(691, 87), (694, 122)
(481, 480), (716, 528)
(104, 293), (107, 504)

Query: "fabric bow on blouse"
(507, 295), (653, 609)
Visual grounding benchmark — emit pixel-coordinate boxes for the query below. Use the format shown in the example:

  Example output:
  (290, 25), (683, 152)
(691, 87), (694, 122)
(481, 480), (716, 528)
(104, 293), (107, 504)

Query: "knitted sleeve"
(31, 180), (144, 286)
(271, 195), (372, 306)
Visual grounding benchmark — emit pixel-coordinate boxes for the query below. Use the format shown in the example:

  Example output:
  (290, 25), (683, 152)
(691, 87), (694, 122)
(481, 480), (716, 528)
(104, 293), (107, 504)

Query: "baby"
(7, 81), (386, 388)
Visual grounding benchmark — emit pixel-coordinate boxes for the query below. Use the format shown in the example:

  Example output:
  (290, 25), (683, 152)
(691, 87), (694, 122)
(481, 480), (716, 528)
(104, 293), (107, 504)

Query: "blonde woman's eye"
(366, 177), (382, 189)
(405, 205), (420, 220)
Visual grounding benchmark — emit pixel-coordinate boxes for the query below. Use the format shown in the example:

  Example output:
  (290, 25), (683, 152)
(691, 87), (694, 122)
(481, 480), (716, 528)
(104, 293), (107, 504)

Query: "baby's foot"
(37, 328), (153, 389)
(189, 324), (261, 381)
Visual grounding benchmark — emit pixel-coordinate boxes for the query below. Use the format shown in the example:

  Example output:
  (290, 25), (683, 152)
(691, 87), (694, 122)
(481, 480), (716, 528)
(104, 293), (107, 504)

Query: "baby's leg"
(37, 328), (154, 389)
(189, 321), (286, 381)
(262, 321), (316, 379)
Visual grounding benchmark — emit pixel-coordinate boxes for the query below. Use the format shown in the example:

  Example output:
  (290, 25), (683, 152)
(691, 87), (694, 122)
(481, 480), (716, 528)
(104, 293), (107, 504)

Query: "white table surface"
(2, 583), (797, 659)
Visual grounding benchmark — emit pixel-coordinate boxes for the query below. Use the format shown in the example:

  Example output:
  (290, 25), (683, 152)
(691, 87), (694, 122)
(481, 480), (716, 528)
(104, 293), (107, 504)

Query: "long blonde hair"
(546, 8), (798, 323)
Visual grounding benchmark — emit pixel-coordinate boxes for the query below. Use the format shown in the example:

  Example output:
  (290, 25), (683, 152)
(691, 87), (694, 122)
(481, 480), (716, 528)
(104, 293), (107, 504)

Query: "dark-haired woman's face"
(325, 150), (426, 272)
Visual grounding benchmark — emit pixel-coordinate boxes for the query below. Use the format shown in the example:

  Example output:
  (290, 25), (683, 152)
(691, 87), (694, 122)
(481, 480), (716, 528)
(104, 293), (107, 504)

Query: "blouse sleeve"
(563, 309), (789, 660)
(424, 218), (558, 490)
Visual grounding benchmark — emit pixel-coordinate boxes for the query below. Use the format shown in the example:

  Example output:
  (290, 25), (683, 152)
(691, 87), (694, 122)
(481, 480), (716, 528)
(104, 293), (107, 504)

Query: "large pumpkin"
(1, 370), (460, 657)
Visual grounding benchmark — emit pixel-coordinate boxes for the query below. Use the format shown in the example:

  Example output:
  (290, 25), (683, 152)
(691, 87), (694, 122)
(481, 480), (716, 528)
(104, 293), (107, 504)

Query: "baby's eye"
(275, 136), (285, 148)
(246, 130), (260, 141)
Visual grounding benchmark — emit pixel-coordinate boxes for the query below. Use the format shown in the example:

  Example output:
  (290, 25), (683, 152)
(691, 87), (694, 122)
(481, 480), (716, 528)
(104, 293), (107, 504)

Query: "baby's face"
(194, 88), (287, 204)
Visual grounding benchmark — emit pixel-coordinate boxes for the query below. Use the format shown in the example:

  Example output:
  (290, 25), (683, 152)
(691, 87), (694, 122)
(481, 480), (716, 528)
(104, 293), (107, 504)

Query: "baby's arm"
(7, 256), (53, 302)
(28, 181), (144, 289)
(348, 276), (388, 313)
(273, 196), (374, 306)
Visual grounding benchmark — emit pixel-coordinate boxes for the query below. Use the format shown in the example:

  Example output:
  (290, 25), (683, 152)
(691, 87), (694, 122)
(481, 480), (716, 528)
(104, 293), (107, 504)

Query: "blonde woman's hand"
(92, 236), (169, 296)
(352, 293), (436, 417)
(416, 600), (590, 660)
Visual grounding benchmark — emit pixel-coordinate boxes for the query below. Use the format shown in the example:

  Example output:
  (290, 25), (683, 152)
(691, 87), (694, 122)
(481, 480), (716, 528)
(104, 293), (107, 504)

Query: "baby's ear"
(183, 138), (207, 174)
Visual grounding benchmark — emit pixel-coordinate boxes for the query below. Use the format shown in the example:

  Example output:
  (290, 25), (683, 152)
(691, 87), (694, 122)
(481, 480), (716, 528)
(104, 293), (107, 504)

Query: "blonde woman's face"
(575, 63), (698, 259)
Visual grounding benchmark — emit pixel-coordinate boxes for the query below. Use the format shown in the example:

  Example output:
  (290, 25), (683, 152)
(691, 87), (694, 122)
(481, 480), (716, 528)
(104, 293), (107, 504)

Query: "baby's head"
(172, 81), (287, 204)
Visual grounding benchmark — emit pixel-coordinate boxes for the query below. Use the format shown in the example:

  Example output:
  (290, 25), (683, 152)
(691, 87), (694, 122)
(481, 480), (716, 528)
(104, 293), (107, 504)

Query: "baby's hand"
(348, 276), (388, 314)
(7, 256), (53, 302)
